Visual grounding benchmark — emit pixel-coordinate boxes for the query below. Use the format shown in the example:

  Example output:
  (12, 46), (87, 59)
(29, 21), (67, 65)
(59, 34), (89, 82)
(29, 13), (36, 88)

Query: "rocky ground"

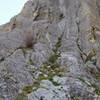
(0, 0), (100, 100)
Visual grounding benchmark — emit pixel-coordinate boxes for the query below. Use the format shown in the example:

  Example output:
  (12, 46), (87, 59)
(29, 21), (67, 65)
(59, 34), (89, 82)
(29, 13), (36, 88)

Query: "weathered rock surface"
(0, 0), (100, 100)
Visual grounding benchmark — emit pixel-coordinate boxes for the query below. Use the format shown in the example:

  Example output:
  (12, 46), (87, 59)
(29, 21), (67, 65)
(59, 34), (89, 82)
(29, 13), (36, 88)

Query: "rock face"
(0, 0), (100, 100)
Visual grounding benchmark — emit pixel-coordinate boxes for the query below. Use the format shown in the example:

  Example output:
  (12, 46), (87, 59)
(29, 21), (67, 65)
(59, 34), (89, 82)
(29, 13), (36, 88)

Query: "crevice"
(75, 18), (87, 63)
(0, 46), (31, 63)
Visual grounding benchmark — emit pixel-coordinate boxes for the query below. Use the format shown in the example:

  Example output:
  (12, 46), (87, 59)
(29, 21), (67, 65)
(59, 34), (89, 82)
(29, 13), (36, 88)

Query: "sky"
(0, 0), (28, 25)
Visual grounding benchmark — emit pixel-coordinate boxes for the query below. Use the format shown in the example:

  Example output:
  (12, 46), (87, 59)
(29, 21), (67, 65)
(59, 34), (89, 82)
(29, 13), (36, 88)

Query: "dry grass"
(23, 31), (35, 48)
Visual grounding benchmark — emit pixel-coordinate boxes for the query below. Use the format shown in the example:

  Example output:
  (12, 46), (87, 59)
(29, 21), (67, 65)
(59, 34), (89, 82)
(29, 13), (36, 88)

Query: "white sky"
(0, 0), (28, 25)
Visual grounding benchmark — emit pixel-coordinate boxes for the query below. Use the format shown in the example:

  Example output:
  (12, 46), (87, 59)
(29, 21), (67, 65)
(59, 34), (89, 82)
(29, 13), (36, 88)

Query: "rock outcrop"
(0, 0), (100, 100)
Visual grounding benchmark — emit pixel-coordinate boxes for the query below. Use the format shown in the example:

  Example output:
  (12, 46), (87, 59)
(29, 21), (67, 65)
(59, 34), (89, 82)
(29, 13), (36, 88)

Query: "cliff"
(0, 0), (100, 100)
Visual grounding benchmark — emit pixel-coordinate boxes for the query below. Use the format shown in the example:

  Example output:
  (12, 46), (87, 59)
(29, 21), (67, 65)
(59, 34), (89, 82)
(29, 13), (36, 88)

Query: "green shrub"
(14, 93), (28, 100)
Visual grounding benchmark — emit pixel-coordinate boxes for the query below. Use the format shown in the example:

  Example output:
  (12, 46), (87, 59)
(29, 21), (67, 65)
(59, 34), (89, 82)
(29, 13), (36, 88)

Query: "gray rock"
(0, 0), (100, 100)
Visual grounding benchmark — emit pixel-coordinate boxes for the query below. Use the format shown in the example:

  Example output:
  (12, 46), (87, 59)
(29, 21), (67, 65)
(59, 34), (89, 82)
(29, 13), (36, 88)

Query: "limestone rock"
(0, 0), (100, 100)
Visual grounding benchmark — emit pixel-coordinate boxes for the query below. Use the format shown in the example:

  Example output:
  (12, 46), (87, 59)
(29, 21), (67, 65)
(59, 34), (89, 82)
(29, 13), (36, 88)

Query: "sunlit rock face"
(0, 0), (100, 100)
